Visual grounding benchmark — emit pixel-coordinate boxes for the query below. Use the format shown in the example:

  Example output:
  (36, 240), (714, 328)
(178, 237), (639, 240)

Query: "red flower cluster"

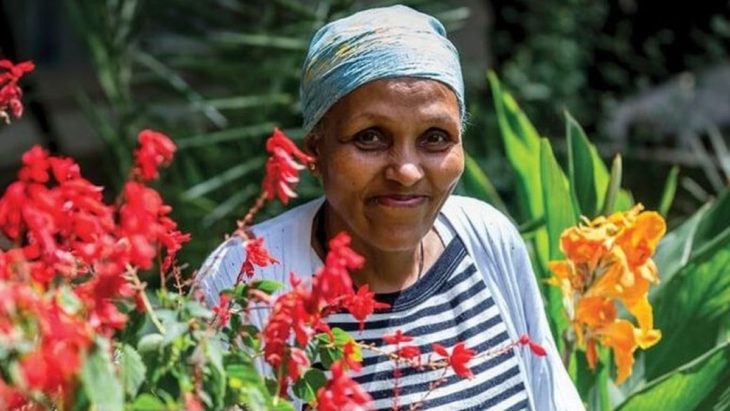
(240, 236), (279, 279)
(316, 360), (372, 411)
(260, 232), (388, 397)
(0, 130), (188, 407)
(261, 128), (314, 204)
(133, 129), (177, 181)
(0, 59), (34, 123)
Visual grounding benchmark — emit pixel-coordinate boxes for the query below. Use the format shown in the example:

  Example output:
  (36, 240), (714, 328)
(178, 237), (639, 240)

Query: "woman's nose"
(384, 153), (424, 187)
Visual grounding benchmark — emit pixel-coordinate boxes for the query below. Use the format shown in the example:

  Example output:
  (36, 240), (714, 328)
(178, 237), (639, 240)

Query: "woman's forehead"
(323, 78), (460, 126)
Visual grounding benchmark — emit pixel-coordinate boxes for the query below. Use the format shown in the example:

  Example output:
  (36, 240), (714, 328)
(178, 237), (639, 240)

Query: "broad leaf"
(81, 339), (123, 411)
(566, 112), (599, 217)
(645, 227), (730, 379)
(539, 138), (577, 349)
(118, 343), (146, 398)
(462, 153), (509, 215)
(618, 341), (730, 411)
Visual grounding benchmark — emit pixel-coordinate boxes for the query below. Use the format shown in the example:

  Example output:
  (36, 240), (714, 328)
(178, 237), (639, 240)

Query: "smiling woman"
(198, 5), (583, 411)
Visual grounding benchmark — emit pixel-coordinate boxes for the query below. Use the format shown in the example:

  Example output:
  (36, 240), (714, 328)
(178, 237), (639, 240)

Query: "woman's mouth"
(370, 195), (428, 208)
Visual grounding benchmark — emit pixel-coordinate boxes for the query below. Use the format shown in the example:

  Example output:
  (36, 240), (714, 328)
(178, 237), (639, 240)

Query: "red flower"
(342, 284), (389, 332)
(316, 360), (372, 411)
(432, 342), (475, 378)
(287, 347), (310, 381)
(261, 128), (313, 204)
(342, 340), (362, 372)
(383, 329), (413, 345)
(133, 129), (176, 181)
(0, 59), (34, 123)
(212, 293), (232, 328)
(240, 237), (279, 279)
(397, 345), (421, 360)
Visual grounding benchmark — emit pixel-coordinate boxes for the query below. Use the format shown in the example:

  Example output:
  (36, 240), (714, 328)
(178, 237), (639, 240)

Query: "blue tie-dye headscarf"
(300, 5), (465, 133)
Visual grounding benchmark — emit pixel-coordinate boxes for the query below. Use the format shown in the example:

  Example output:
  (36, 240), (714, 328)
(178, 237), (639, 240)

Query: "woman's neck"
(313, 205), (442, 294)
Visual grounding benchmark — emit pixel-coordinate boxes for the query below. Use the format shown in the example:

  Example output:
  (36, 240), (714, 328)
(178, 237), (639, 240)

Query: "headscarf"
(300, 5), (465, 133)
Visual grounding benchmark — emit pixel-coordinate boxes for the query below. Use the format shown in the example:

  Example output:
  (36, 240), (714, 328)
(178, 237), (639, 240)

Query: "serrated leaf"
(81, 340), (123, 411)
(118, 343), (146, 397)
(293, 368), (326, 403)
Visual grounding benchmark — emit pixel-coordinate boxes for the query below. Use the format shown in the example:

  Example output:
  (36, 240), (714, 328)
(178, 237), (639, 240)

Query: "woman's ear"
(304, 131), (321, 176)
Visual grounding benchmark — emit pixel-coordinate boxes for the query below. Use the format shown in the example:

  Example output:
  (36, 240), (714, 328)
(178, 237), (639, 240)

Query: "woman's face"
(310, 78), (464, 252)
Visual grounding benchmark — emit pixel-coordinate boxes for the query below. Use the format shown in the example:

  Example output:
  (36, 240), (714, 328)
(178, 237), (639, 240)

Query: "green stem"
(597, 348), (612, 411)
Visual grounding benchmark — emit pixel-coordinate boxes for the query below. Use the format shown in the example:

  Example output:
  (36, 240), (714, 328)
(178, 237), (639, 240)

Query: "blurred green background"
(1, 0), (728, 271)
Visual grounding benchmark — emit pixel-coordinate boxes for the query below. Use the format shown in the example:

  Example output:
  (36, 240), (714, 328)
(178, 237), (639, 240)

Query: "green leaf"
(658, 166), (680, 217)
(137, 333), (164, 355)
(601, 155), (623, 215)
(118, 343), (146, 397)
(645, 227), (730, 380)
(540, 138), (578, 259)
(181, 157), (265, 200)
(293, 368), (327, 403)
(488, 71), (550, 279)
(131, 394), (167, 411)
(209, 32), (309, 50)
(651, 201), (711, 295)
(539, 138), (576, 350)
(205, 338), (227, 408)
(81, 340), (123, 411)
(461, 153), (509, 215)
(251, 280), (284, 295)
(618, 341), (730, 411)
(565, 112), (608, 218)
(177, 123), (275, 149)
(692, 189), (730, 252)
(487, 71), (544, 223)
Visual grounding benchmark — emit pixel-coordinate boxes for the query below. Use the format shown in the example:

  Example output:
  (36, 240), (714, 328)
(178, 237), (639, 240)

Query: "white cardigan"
(198, 195), (584, 410)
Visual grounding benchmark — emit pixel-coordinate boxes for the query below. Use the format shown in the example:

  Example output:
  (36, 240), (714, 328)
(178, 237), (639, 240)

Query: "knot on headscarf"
(300, 5), (465, 133)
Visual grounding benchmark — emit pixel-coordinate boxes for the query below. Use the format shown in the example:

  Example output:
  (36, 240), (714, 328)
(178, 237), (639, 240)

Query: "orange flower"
(549, 204), (666, 384)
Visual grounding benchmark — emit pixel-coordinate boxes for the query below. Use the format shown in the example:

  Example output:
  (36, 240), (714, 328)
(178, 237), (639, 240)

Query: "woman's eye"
(352, 129), (387, 148)
(421, 129), (452, 149)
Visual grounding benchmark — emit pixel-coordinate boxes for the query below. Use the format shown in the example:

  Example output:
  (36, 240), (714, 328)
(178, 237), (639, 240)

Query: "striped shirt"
(325, 233), (530, 411)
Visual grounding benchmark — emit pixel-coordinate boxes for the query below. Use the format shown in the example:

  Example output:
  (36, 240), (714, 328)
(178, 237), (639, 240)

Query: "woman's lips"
(370, 195), (427, 207)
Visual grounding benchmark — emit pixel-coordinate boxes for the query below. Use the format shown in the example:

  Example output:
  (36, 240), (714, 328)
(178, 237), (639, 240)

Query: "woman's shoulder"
(442, 195), (519, 236)
(196, 197), (324, 306)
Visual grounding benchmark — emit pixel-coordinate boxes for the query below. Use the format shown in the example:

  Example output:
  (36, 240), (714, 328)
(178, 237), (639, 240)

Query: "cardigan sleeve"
(442, 196), (584, 410)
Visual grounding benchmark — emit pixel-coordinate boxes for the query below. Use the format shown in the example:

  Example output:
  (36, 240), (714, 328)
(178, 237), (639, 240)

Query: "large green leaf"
(462, 153), (509, 215)
(617, 341), (730, 411)
(645, 227), (730, 380)
(80, 339), (124, 411)
(539, 138), (578, 260)
(487, 71), (543, 223)
(539, 138), (577, 349)
(566, 112), (599, 217)
(487, 72), (551, 280)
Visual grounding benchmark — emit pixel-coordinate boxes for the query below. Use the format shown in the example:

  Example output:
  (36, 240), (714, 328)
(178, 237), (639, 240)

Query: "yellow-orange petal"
(617, 211), (666, 267)
(576, 296), (617, 329)
(560, 227), (609, 264)
(598, 320), (637, 385)
(622, 293), (655, 332)
(586, 339), (598, 370)
(636, 328), (662, 349)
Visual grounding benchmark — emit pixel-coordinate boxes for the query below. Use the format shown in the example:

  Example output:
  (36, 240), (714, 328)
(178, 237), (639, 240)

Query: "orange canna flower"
(549, 204), (666, 384)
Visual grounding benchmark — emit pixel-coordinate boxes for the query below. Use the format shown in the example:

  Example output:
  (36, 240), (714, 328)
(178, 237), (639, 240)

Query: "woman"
(199, 5), (583, 410)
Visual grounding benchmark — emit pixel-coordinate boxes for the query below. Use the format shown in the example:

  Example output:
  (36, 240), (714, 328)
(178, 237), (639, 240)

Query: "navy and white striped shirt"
(325, 234), (530, 411)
